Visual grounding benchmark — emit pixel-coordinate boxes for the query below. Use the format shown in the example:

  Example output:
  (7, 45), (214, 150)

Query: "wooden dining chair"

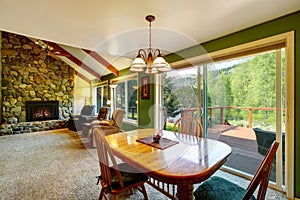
(194, 141), (279, 200)
(172, 116), (203, 137)
(94, 128), (149, 200)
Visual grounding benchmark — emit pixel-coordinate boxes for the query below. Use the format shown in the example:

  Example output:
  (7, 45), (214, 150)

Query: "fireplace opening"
(26, 101), (59, 122)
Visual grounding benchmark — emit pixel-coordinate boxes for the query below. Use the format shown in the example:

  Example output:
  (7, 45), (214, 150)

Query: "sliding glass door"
(200, 49), (285, 190)
(163, 48), (286, 190)
(161, 32), (294, 197)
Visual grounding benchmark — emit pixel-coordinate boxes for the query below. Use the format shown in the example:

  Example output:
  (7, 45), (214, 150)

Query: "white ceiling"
(0, 0), (299, 78)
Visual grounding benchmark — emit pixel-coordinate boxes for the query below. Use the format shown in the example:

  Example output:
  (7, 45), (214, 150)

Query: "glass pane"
(163, 68), (198, 130)
(96, 87), (102, 113)
(205, 49), (285, 185)
(103, 85), (108, 107)
(163, 48), (286, 188)
(127, 79), (137, 119)
(95, 85), (108, 114)
(116, 82), (125, 109)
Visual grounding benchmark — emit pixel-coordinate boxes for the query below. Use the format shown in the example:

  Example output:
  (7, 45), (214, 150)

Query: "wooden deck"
(207, 125), (276, 181)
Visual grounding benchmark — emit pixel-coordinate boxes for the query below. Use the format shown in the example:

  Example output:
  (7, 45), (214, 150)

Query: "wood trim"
(284, 31), (294, 199)
(82, 49), (119, 76)
(171, 35), (287, 69)
(47, 42), (102, 80)
(92, 80), (108, 87)
(110, 73), (137, 84)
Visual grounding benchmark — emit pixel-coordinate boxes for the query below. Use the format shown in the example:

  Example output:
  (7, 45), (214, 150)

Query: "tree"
(163, 74), (179, 116)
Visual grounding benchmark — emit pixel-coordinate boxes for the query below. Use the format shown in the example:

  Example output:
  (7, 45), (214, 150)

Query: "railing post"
(248, 108), (253, 128)
(209, 108), (212, 128)
(220, 107), (223, 125)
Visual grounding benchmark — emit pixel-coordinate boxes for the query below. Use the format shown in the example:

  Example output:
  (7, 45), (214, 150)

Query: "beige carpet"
(0, 129), (170, 200)
(0, 128), (287, 200)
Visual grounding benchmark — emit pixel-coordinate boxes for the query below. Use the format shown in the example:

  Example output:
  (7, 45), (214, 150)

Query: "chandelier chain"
(129, 15), (172, 74)
(149, 20), (152, 52)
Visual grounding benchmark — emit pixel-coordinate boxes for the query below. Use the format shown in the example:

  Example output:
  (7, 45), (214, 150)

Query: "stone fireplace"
(1, 31), (75, 126)
(26, 101), (59, 122)
(0, 32), (76, 135)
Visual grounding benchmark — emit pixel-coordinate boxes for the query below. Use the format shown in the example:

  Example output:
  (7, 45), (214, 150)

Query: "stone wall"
(1, 32), (75, 124)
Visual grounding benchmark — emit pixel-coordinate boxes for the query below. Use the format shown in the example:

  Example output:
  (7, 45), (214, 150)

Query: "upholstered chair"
(88, 109), (126, 147)
(81, 107), (108, 137)
(68, 105), (95, 131)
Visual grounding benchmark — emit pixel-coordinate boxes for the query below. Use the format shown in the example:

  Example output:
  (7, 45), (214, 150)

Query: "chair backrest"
(97, 107), (108, 120)
(94, 128), (125, 191)
(172, 116), (203, 137)
(253, 128), (285, 157)
(111, 109), (126, 128)
(80, 105), (95, 116)
(243, 141), (279, 200)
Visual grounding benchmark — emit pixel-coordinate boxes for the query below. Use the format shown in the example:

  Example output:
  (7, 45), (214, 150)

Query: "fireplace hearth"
(26, 101), (59, 122)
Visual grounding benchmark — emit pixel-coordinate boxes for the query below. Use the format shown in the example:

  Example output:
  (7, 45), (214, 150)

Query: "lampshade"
(152, 56), (168, 68)
(155, 64), (172, 72)
(131, 56), (146, 68)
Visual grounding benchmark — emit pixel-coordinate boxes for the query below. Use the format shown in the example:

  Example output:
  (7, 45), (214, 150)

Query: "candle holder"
(153, 133), (161, 143)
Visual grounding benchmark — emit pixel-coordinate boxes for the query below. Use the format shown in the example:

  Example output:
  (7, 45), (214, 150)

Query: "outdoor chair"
(88, 109), (126, 147)
(172, 116), (203, 137)
(94, 128), (149, 200)
(194, 141), (279, 200)
(82, 107), (108, 137)
(253, 127), (285, 159)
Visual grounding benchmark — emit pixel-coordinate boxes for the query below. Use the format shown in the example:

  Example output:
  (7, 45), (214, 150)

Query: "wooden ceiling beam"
(75, 71), (90, 83)
(82, 49), (119, 76)
(47, 42), (102, 80)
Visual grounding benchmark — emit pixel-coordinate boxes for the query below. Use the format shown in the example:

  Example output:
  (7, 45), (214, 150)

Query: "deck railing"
(181, 106), (280, 128)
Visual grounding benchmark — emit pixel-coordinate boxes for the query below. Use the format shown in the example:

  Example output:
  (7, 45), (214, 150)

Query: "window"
(111, 74), (138, 121)
(93, 81), (108, 115)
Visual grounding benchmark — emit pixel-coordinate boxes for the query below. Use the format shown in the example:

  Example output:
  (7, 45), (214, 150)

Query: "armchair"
(81, 107), (108, 137)
(88, 109), (126, 147)
(68, 105), (95, 131)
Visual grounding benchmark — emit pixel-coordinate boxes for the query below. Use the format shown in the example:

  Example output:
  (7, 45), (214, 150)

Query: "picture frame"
(141, 76), (150, 99)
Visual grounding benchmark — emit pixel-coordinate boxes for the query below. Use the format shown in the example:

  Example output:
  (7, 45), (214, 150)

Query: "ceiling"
(0, 0), (299, 80)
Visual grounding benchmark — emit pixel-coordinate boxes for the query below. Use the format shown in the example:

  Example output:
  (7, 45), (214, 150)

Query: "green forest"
(164, 50), (286, 130)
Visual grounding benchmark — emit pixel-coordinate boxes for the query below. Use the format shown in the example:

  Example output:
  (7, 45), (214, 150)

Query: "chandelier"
(129, 15), (172, 74)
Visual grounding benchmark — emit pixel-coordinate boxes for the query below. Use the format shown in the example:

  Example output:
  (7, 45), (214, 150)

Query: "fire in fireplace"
(26, 101), (59, 122)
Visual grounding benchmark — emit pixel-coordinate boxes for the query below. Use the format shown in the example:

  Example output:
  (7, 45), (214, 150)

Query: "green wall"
(166, 10), (300, 198)
(138, 73), (155, 128)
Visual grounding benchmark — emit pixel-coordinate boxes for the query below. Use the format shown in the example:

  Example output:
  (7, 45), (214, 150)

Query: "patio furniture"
(253, 128), (285, 158)
(94, 128), (149, 200)
(81, 107), (108, 137)
(172, 116), (203, 137)
(194, 141), (279, 200)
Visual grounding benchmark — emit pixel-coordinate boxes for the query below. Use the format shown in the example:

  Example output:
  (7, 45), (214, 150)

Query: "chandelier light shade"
(130, 15), (172, 74)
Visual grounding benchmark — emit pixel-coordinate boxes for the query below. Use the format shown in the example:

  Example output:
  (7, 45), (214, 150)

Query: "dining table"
(105, 128), (232, 200)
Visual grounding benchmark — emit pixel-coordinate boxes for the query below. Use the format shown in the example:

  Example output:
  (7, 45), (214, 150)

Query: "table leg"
(176, 184), (194, 200)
